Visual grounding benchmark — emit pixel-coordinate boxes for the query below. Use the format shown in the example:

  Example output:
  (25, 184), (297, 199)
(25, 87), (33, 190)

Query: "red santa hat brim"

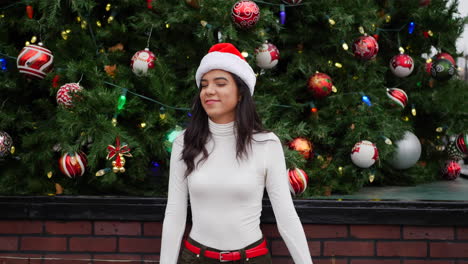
(195, 43), (256, 95)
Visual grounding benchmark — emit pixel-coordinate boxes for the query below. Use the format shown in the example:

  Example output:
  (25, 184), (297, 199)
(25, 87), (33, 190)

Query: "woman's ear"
(238, 96), (242, 102)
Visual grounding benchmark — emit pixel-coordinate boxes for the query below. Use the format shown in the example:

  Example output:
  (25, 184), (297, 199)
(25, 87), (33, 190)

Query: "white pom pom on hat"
(195, 43), (256, 95)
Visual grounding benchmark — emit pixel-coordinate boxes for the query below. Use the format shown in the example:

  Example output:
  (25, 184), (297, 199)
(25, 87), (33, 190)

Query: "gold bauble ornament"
(113, 166), (119, 173)
(119, 167), (125, 173)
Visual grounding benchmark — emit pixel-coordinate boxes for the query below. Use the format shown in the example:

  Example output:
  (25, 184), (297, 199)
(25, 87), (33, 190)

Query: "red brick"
(404, 260), (455, 264)
(430, 242), (468, 258)
(94, 221), (141, 236)
(21, 237), (67, 251)
(324, 241), (374, 257)
(94, 254), (141, 264)
(43, 254), (92, 264)
(0, 237), (18, 251)
(351, 225), (400, 239)
(0, 221), (43, 234)
(0, 253), (42, 264)
(404, 226), (454, 240)
(351, 259), (401, 264)
(272, 257), (295, 264)
(457, 261), (468, 264)
(143, 222), (162, 236)
(262, 224), (280, 238)
(69, 237), (116, 252)
(304, 225), (348, 239)
(313, 258), (347, 264)
(45, 221), (91, 235)
(456, 227), (468, 240)
(377, 241), (427, 257)
(119, 238), (160, 253)
(270, 240), (319, 257)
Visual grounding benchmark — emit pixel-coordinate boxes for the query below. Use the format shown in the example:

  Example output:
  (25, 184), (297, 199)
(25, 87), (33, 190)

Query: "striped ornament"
(455, 134), (468, 154)
(386, 88), (408, 108)
(58, 152), (87, 178)
(16, 44), (54, 79)
(287, 168), (309, 196)
(56, 83), (83, 108)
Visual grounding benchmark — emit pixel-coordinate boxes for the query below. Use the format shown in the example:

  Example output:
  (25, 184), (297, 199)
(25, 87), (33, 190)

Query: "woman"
(160, 43), (313, 264)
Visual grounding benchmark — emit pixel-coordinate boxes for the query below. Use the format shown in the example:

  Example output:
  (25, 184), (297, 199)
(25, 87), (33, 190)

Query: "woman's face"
(200, 69), (240, 124)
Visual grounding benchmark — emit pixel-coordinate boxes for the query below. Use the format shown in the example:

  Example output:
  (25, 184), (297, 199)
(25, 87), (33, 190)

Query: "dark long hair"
(182, 73), (268, 177)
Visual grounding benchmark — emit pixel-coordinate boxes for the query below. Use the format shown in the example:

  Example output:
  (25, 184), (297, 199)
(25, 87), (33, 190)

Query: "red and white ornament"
(17, 44), (54, 79)
(130, 48), (156, 76)
(307, 72), (333, 99)
(386, 88), (408, 108)
(58, 152), (87, 178)
(282, 0), (302, 5)
(287, 168), (309, 196)
(390, 53), (414, 78)
(350, 140), (379, 168)
(352, 35), (379, 60)
(231, 0), (260, 29)
(442, 160), (461, 180)
(455, 133), (468, 154)
(56, 83), (83, 108)
(255, 42), (279, 69)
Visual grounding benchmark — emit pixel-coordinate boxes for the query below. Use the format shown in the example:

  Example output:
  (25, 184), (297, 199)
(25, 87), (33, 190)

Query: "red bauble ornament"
(386, 88), (408, 108)
(442, 160), (461, 180)
(57, 83), (83, 108)
(307, 72), (333, 99)
(287, 168), (309, 196)
(255, 42), (279, 69)
(130, 48), (156, 76)
(17, 44), (54, 79)
(390, 53), (414, 78)
(435, 52), (455, 66)
(289, 137), (313, 159)
(59, 152), (87, 178)
(231, 0), (260, 29)
(455, 133), (468, 154)
(282, 0), (302, 4)
(352, 35), (379, 60)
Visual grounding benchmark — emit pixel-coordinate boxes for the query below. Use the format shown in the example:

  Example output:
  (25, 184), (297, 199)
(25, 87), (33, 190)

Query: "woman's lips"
(205, 100), (220, 105)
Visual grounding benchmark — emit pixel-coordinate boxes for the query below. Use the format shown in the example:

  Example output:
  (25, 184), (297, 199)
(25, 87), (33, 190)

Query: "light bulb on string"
(106, 3), (111, 11)
(411, 104), (416, 116)
(279, 4), (286, 25)
(159, 106), (166, 120)
(309, 101), (318, 113)
(0, 58), (7, 72)
(360, 92), (372, 106)
(341, 41), (349, 50)
(408, 21), (415, 34)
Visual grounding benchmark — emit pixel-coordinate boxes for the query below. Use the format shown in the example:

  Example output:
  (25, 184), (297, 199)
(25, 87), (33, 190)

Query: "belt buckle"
(219, 251), (231, 262)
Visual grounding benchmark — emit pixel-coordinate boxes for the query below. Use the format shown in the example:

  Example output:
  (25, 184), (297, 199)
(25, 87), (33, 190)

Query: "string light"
(0, 58), (6, 71)
(96, 168), (111, 177)
(279, 4), (286, 25)
(408, 21), (415, 34)
(328, 18), (336, 26)
(241, 51), (249, 58)
(334, 62), (343, 68)
(411, 104), (416, 116)
(106, 3), (111, 11)
(360, 93), (372, 106)
(31, 36), (37, 43)
(341, 41), (349, 50)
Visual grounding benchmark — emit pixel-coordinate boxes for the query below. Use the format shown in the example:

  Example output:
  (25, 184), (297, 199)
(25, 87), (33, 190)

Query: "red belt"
(184, 238), (269, 262)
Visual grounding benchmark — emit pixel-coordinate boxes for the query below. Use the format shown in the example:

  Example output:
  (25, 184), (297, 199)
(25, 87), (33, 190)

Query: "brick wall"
(0, 220), (467, 263)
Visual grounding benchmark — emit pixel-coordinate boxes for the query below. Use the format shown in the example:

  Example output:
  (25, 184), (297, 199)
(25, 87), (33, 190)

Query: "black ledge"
(0, 196), (467, 226)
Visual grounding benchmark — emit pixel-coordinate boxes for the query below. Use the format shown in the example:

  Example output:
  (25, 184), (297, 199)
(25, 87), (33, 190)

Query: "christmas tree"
(0, 0), (466, 196)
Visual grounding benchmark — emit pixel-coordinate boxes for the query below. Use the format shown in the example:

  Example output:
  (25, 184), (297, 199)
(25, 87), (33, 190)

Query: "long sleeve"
(265, 135), (313, 264)
(160, 135), (188, 264)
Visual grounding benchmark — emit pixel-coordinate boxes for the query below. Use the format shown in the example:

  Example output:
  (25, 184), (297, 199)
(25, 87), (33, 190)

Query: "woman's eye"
(216, 83), (226, 87)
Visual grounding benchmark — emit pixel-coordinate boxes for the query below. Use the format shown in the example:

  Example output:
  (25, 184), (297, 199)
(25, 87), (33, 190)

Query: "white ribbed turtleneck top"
(160, 118), (313, 264)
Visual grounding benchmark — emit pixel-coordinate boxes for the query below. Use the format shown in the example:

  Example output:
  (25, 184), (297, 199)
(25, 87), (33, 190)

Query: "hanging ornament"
(447, 140), (465, 161)
(287, 168), (309, 196)
(307, 72), (333, 99)
(130, 48), (156, 76)
(288, 137), (313, 160)
(147, 0), (153, 9)
(352, 35), (379, 60)
(455, 133), (468, 154)
(0, 131), (13, 158)
(386, 88), (408, 108)
(350, 140), (379, 168)
(430, 58), (455, 81)
(56, 83), (83, 108)
(435, 52), (456, 65)
(442, 160), (461, 180)
(26, 5), (34, 19)
(104, 64), (117, 77)
(58, 152), (87, 178)
(231, 0), (260, 30)
(185, 0), (201, 8)
(107, 137), (132, 173)
(389, 131), (422, 170)
(389, 53), (414, 78)
(17, 44), (54, 79)
(281, 0), (302, 4)
(255, 42), (279, 69)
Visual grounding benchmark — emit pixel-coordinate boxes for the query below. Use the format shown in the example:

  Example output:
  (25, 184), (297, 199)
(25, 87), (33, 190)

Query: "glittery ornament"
(352, 35), (379, 60)
(447, 141), (464, 161)
(255, 42), (279, 69)
(350, 140), (379, 168)
(430, 58), (455, 81)
(389, 53), (414, 78)
(17, 44), (54, 79)
(288, 137), (313, 159)
(307, 72), (333, 99)
(231, 0), (260, 29)
(0, 131), (13, 158)
(287, 168), (309, 196)
(130, 48), (156, 76)
(58, 152), (87, 178)
(386, 88), (408, 108)
(442, 160), (461, 180)
(56, 83), (83, 108)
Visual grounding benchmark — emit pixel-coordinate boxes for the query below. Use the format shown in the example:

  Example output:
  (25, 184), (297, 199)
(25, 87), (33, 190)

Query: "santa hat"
(195, 43), (256, 95)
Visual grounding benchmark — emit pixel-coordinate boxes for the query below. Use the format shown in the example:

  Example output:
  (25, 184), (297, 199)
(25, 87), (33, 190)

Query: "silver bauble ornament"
(389, 131), (422, 170)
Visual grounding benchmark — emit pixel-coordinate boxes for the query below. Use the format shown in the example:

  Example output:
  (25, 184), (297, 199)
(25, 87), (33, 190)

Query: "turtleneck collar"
(208, 118), (235, 137)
